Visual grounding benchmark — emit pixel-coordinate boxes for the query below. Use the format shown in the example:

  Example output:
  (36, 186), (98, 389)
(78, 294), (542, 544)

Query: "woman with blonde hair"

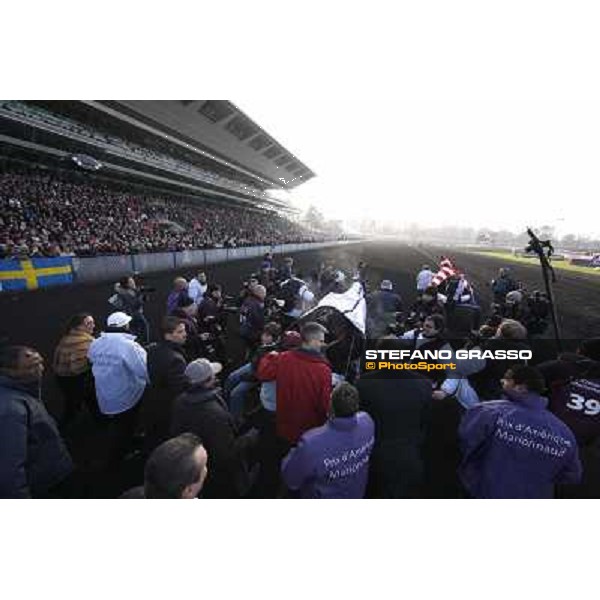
(53, 312), (97, 427)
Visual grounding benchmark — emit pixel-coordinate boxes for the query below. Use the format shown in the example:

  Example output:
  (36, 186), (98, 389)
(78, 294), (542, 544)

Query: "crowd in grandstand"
(0, 101), (277, 201)
(0, 166), (332, 258)
(1, 251), (599, 500)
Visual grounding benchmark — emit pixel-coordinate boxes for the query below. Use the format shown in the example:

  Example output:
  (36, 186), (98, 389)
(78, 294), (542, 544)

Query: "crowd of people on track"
(1, 251), (599, 499)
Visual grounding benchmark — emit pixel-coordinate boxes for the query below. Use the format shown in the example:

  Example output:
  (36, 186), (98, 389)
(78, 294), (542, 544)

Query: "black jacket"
(357, 370), (432, 498)
(469, 338), (531, 400)
(170, 385), (256, 498)
(143, 341), (190, 451)
(0, 375), (73, 498)
(538, 356), (600, 447)
(239, 296), (265, 344)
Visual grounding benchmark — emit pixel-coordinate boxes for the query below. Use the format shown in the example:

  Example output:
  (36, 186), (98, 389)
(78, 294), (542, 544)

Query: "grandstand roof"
(84, 101), (315, 191)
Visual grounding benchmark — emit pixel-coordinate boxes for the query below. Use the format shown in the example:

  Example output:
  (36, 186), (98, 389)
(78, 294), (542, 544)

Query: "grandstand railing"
(0, 240), (358, 291)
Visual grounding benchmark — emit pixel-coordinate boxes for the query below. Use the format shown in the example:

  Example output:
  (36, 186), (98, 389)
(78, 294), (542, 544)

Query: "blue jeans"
(224, 363), (254, 417)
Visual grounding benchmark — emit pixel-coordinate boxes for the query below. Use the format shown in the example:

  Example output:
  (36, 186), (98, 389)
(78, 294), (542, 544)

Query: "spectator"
(260, 252), (274, 271)
(279, 256), (294, 281)
(408, 285), (446, 323)
(224, 321), (282, 418)
(356, 339), (433, 498)
(52, 312), (98, 426)
(252, 330), (303, 498)
(188, 271), (208, 304)
(171, 358), (258, 498)
(469, 318), (531, 400)
(538, 338), (600, 498)
(88, 312), (149, 465)
(258, 329), (301, 413)
(402, 314), (450, 353)
(491, 268), (518, 304)
(167, 277), (189, 314)
(458, 366), (582, 498)
(197, 283), (223, 326)
(281, 383), (375, 499)
(257, 322), (332, 448)
(239, 284), (266, 353)
(416, 264), (434, 293)
(122, 433), (208, 499)
(0, 162), (334, 259)
(109, 276), (150, 344)
(143, 317), (191, 453)
(0, 345), (73, 498)
(171, 297), (201, 360)
(366, 279), (403, 338)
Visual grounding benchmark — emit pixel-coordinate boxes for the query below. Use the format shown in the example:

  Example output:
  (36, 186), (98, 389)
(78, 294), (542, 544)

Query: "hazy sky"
(239, 4), (600, 239)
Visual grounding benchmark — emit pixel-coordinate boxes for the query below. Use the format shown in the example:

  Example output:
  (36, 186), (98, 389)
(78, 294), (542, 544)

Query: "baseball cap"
(281, 330), (302, 349)
(185, 358), (223, 384)
(380, 280), (393, 290)
(107, 312), (132, 328)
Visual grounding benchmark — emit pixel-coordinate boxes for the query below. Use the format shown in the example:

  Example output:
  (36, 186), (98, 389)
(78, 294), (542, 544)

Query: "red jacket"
(257, 349), (332, 444)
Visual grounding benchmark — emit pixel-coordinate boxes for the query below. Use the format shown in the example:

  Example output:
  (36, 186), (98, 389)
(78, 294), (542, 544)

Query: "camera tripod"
(525, 227), (562, 352)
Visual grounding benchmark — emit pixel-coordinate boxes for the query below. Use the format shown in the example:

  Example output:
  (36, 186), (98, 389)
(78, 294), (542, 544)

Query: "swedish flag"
(0, 257), (74, 291)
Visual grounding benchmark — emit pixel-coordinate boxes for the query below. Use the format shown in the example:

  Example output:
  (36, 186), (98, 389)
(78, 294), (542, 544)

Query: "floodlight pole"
(525, 227), (562, 353)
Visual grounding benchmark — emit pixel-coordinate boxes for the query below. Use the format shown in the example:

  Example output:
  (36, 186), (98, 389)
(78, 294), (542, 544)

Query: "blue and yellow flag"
(0, 257), (73, 291)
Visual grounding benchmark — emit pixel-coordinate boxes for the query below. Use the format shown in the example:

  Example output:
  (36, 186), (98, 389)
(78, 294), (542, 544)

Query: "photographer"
(523, 290), (551, 335)
(469, 319), (531, 401)
(501, 290), (526, 321)
(171, 297), (201, 360)
(196, 284), (229, 364)
(108, 275), (151, 344)
(238, 274), (261, 307)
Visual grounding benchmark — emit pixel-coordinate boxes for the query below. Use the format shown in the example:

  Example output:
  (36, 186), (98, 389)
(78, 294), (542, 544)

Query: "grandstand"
(0, 100), (328, 258)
